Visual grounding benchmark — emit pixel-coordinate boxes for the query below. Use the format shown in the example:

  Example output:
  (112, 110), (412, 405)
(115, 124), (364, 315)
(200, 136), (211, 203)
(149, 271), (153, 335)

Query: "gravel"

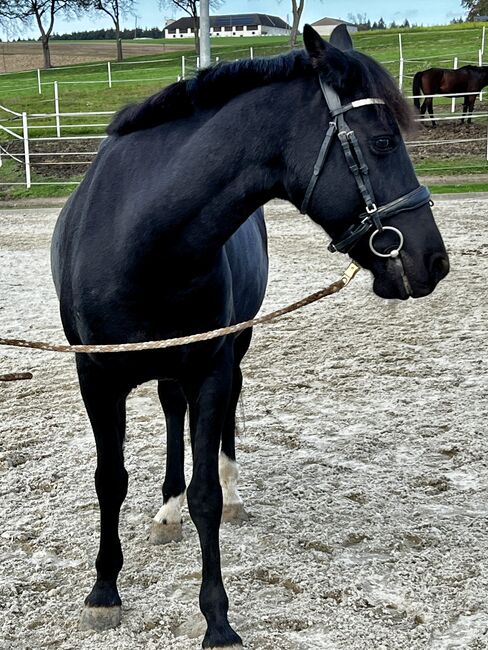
(1, 198), (487, 649)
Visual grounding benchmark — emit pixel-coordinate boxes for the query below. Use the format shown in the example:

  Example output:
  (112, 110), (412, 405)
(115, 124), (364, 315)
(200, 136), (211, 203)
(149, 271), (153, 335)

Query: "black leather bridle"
(300, 75), (432, 258)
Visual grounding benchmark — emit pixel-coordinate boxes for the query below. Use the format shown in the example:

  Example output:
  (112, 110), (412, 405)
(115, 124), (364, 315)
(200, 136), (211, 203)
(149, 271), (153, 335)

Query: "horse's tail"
(412, 71), (423, 111)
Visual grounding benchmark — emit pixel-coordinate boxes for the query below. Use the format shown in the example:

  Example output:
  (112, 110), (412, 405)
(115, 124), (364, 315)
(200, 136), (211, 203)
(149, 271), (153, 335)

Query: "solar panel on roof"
(213, 14), (258, 27)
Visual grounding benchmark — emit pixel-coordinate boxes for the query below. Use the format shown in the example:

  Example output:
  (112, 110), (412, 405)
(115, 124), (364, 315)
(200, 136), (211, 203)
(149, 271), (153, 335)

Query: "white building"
(310, 17), (358, 37)
(164, 13), (292, 39)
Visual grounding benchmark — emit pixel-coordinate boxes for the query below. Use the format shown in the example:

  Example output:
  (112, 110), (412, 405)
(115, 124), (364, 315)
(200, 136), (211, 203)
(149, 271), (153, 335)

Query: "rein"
(301, 75), (432, 257)
(0, 262), (360, 379)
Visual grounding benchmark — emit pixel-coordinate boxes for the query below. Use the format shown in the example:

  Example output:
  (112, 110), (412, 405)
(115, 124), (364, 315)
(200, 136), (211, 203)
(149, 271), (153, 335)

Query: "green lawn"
(1, 23), (487, 198)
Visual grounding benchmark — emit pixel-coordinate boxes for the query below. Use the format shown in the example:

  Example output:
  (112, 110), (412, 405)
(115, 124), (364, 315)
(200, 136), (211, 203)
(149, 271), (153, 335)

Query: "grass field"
(0, 23), (487, 198)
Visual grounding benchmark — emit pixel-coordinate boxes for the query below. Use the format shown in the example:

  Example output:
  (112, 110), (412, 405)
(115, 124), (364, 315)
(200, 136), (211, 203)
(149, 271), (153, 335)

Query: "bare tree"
(73, 0), (135, 61)
(289, 0), (305, 48)
(0, 0), (73, 68)
(161, 0), (222, 54)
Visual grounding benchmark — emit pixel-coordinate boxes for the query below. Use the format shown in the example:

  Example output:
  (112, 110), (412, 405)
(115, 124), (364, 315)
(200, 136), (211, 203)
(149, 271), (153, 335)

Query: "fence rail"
(1, 101), (486, 188)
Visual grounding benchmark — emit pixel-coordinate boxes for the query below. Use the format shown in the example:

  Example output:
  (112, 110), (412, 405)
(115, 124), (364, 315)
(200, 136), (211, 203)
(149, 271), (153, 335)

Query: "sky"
(8, 0), (467, 39)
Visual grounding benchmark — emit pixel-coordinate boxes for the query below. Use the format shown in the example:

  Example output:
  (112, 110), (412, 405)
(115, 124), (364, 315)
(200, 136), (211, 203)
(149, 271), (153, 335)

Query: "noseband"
(300, 75), (431, 258)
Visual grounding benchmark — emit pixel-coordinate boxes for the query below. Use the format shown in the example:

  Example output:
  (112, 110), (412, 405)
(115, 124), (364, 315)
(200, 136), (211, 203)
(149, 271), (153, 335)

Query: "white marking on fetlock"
(154, 493), (185, 524)
(219, 452), (243, 508)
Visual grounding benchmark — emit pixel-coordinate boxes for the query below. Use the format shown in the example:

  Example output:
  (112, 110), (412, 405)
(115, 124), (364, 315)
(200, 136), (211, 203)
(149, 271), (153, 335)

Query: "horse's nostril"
(430, 253), (450, 281)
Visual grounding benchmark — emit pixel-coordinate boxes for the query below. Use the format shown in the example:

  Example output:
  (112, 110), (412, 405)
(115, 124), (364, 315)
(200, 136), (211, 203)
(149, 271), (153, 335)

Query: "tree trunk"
(192, 14), (199, 55)
(41, 37), (52, 69)
(289, 0), (305, 49)
(115, 22), (123, 61)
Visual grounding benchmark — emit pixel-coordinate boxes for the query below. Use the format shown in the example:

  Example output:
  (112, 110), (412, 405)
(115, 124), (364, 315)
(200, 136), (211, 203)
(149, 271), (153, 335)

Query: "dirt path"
(1, 198), (488, 649)
(419, 174), (488, 185)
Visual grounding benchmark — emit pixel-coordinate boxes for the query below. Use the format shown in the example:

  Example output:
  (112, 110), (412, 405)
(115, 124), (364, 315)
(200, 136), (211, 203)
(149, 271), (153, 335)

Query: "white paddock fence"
(0, 91), (487, 189)
(0, 26), (485, 98)
(0, 43), (282, 98)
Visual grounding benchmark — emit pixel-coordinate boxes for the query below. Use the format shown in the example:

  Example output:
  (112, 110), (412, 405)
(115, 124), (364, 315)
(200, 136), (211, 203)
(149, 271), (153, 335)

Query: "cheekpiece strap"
(301, 75), (385, 216)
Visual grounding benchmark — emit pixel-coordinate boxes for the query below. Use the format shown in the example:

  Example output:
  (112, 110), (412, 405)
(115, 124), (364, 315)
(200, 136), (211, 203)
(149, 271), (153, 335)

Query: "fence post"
(37, 69), (42, 95)
(197, 56), (200, 69)
(181, 55), (186, 79)
(398, 33), (404, 90)
(451, 57), (458, 113)
(479, 50), (484, 100)
(54, 81), (61, 138)
(22, 112), (31, 189)
(482, 26), (486, 56)
(107, 61), (112, 88)
(250, 46), (254, 59)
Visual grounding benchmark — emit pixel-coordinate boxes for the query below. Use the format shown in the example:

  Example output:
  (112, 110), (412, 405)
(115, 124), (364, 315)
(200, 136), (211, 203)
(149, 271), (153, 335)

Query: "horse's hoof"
(79, 605), (122, 631)
(149, 520), (183, 545)
(222, 502), (250, 524)
(207, 646), (243, 650)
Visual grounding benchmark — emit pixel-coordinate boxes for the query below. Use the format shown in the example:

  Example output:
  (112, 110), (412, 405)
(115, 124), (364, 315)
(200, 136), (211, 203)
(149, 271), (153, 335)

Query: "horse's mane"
(108, 48), (411, 136)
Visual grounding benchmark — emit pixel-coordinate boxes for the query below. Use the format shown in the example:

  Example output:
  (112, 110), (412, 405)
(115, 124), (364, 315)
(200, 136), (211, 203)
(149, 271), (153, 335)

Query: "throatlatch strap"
(299, 78), (345, 215)
(300, 121), (337, 215)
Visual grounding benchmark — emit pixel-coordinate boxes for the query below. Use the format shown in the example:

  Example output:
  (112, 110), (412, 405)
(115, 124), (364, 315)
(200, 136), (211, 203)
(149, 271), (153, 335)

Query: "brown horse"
(413, 65), (488, 126)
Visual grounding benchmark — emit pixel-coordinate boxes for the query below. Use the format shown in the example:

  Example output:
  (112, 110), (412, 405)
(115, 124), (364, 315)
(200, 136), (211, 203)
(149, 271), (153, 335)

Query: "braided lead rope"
(0, 263), (360, 363)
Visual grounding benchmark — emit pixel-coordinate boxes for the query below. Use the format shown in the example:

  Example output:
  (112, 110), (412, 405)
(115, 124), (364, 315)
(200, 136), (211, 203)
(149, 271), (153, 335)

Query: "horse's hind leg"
(220, 329), (252, 524)
(149, 380), (187, 545)
(427, 98), (436, 127)
(420, 99), (427, 120)
(77, 356), (131, 631)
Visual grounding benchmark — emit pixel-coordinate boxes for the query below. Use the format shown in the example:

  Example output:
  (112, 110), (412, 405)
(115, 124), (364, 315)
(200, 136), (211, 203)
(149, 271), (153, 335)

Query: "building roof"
(166, 14), (291, 31)
(311, 17), (356, 27)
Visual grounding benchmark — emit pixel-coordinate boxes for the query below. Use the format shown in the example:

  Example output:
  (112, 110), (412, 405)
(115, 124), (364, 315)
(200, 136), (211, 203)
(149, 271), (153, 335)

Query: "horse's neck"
(162, 85), (292, 259)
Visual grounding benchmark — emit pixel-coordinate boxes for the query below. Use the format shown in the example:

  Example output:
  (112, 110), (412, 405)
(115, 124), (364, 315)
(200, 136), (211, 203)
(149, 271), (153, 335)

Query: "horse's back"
(420, 66), (484, 94)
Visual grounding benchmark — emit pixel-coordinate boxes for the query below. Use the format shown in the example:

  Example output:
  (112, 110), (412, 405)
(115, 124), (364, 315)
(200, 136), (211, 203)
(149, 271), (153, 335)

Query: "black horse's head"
(288, 25), (449, 300)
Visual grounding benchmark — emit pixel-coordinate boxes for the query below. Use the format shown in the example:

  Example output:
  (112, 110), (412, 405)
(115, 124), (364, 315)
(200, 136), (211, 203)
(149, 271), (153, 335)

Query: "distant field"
(0, 40), (192, 74)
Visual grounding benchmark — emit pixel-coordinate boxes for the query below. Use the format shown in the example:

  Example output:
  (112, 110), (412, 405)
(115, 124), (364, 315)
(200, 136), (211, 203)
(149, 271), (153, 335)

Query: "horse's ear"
(329, 24), (354, 51)
(303, 24), (327, 62)
(303, 24), (350, 88)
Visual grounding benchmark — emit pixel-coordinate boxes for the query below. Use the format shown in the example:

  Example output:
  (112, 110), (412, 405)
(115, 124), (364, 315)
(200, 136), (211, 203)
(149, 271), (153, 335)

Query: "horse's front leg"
(184, 346), (243, 649)
(467, 97), (475, 125)
(150, 380), (187, 544)
(77, 357), (131, 631)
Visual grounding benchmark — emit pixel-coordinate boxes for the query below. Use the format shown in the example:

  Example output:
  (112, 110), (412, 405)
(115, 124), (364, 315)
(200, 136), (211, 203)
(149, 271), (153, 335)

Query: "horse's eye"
(373, 136), (394, 152)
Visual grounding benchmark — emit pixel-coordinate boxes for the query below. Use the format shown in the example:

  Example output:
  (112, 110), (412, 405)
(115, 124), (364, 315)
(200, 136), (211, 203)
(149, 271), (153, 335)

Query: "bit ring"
(369, 226), (404, 258)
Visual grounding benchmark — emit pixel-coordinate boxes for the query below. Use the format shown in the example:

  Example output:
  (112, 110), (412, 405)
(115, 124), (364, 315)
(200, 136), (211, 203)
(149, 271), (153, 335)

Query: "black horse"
(413, 65), (488, 126)
(51, 24), (449, 649)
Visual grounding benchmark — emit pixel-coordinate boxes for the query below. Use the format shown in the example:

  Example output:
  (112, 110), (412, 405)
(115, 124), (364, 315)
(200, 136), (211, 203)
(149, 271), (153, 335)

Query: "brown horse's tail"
(412, 71), (423, 111)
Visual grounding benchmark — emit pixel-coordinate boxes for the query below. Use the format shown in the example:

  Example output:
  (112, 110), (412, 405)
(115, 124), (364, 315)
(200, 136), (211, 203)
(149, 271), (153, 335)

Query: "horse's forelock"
(346, 51), (413, 131)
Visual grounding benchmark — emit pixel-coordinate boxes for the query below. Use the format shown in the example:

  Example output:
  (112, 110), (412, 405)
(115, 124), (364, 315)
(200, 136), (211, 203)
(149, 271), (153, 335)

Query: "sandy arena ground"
(0, 198), (488, 649)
